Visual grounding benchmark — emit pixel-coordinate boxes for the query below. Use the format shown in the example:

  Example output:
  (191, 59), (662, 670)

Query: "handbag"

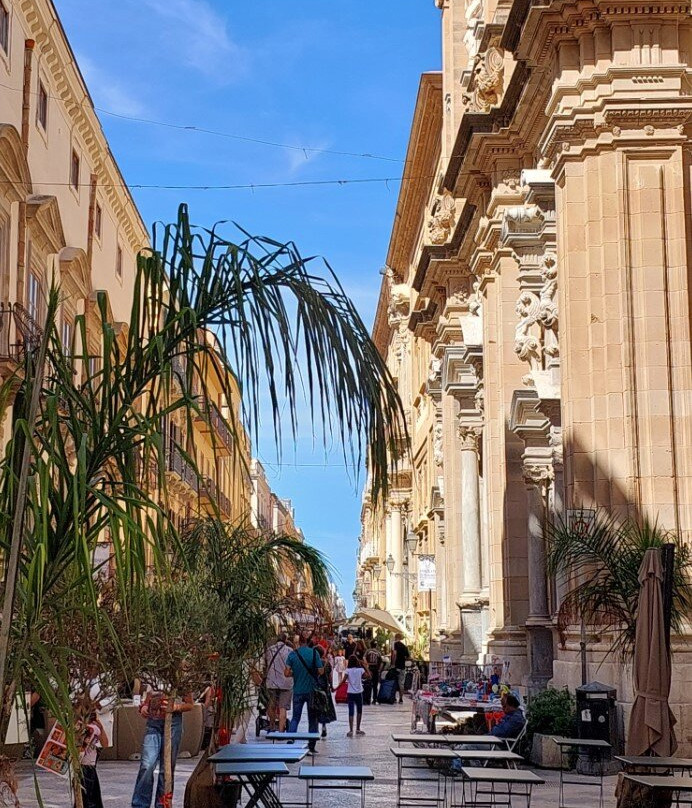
(295, 648), (330, 714)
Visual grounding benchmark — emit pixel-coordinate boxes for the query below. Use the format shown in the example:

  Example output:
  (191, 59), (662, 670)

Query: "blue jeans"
(288, 691), (318, 750)
(131, 716), (183, 808)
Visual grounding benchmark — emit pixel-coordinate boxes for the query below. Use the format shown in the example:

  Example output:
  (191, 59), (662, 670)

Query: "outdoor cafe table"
(551, 737), (612, 808)
(213, 761), (288, 808)
(624, 774), (692, 807)
(266, 731), (321, 744)
(392, 733), (504, 747)
(209, 744), (309, 764)
(456, 766), (545, 807)
(616, 755), (692, 776)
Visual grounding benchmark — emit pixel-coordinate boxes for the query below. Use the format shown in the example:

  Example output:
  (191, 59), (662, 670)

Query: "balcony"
(194, 401), (235, 456)
(0, 302), (43, 374)
(200, 475), (232, 517)
(165, 445), (199, 497)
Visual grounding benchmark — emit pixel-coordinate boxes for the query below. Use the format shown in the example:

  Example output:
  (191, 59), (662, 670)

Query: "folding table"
(616, 756), (692, 777)
(266, 732), (321, 744)
(298, 765), (374, 808)
(457, 766), (545, 808)
(209, 744), (309, 764)
(552, 736), (611, 808)
(624, 774), (692, 807)
(391, 733), (504, 747)
(390, 746), (458, 808)
(213, 761), (288, 808)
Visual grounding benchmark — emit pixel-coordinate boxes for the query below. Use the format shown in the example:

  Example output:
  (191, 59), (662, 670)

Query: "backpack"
(377, 678), (397, 704)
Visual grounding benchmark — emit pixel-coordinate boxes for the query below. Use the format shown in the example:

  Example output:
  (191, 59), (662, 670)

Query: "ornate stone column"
(458, 424), (482, 597)
(390, 503), (404, 615)
(523, 461), (554, 693)
(384, 506), (394, 610)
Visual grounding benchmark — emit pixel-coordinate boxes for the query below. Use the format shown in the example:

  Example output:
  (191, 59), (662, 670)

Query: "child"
(340, 655), (370, 738)
(76, 711), (106, 808)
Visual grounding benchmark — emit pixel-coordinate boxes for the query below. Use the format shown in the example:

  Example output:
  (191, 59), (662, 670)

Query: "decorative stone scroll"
(427, 190), (456, 245)
(513, 252), (559, 373)
(463, 40), (505, 113)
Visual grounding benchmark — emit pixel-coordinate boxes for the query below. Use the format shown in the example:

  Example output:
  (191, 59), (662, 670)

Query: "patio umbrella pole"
(661, 542), (675, 653)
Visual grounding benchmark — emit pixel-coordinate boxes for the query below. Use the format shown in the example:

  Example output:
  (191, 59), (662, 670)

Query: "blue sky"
(57, 0), (440, 611)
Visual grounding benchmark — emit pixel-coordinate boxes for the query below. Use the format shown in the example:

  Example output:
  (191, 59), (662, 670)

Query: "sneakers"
(321, 727), (327, 738)
(356, 730), (366, 736)
(346, 731), (353, 737)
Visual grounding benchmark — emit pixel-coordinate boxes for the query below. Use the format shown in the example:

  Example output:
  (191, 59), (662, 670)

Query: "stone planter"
(530, 733), (563, 769)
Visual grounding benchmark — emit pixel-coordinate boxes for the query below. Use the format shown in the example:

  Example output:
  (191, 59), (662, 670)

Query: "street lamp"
(406, 529), (418, 555)
(373, 564), (382, 580)
(385, 553), (395, 574)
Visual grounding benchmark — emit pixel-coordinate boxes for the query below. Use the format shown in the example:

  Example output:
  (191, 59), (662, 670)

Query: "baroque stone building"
(357, 0), (692, 745)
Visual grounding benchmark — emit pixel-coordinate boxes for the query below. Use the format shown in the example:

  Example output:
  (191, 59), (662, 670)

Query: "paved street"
(14, 701), (618, 807)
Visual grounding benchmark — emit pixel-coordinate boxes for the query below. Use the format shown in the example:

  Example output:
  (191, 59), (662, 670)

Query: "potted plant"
(526, 688), (576, 768)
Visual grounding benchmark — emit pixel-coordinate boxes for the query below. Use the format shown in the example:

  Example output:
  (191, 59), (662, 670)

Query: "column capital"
(457, 423), (482, 452)
(522, 461), (554, 489)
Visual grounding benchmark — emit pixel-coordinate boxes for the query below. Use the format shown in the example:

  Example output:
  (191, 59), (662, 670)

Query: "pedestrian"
(130, 688), (194, 808)
(343, 633), (356, 659)
(332, 648), (346, 689)
(315, 646), (337, 738)
(364, 641), (383, 704)
(392, 633), (410, 704)
(354, 639), (367, 663)
(75, 699), (107, 808)
(198, 684), (216, 751)
(340, 655), (370, 737)
(284, 635), (324, 753)
(264, 633), (293, 732)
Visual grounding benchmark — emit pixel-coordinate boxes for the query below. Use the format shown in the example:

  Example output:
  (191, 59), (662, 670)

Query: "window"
(0, 1), (8, 55)
(70, 149), (80, 190)
(94, 202), (102, 239)
(88, 354), (101, 379)
(27, 271), (41, 322)
(37, 81), (48, 130)
(115, 244), (123, 281)
(61, 317), (73, 353)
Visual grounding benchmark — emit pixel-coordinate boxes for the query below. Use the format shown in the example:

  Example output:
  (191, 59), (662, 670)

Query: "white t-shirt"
(344, 667), (365, 694)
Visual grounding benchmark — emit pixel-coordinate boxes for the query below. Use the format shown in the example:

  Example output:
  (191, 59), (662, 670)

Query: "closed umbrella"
(626, 548), (677, 755)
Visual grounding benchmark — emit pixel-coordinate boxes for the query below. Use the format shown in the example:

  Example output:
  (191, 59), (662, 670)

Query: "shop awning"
(351, 608), (406, 635)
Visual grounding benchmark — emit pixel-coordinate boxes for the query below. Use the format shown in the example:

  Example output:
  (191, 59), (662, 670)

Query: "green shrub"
(523, 688), (576, 757)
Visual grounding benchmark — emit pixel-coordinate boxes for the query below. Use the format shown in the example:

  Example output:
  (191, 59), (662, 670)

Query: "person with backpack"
(284, 635), (324, 753)
(363, 641), (383, 705)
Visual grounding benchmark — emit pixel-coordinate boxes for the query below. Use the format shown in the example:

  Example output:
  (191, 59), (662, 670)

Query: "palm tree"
(546, 510), (692, 659)
(0, 204), (403, 800)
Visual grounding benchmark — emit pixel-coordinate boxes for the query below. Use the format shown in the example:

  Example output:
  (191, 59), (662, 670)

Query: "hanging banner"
(418, 555), (437, 591)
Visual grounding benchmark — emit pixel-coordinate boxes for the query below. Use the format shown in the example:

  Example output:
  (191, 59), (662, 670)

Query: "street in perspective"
(0, 1), (689, 808)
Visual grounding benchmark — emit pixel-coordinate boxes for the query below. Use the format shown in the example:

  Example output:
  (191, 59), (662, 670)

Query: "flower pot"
(529, 733), (563, 769)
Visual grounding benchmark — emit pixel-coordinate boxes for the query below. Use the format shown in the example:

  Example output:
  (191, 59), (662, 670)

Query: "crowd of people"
(263, 631), (411, 752)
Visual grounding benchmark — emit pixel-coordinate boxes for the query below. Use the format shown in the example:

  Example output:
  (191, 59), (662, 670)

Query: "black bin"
(576, 681), (617, 774)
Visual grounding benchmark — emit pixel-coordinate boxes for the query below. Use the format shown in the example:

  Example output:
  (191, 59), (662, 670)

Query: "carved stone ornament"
(457, 424), (482, 452)
(522, 462), (554, 488)
(514, 252), (559, 372)
(503, 204), (544, 230)
(433, 421), (444, 467)
(387, 283), (411, 326)
(463, 41), (505, 114)
(427, 190), (456, 245)
(428, 356), (442, 383)
(468, 277), (482, 316)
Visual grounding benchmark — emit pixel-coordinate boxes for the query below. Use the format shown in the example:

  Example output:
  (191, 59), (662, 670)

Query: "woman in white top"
(340, 655), (370, 737)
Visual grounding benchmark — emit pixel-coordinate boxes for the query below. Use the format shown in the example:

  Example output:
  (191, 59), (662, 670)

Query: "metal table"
(209, 744), (309, 764)
(551, 737), (612, 808)
(392, 733), (504, 747)
(213, 761), (288, 808)
(457, 766), (545, 807)
(616, 756), (692, 776)
(624, 774), (692, 807)
(266, 732), (321, 744)
(298, 765), (374, 808)
(390, 747), (458, 808)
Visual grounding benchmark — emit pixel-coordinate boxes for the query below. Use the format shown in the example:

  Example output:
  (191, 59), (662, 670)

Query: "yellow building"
(358, 0), (692, 751)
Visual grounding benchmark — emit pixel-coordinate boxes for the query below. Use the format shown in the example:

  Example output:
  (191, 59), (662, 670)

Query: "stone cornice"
(20, 0), (149, 253)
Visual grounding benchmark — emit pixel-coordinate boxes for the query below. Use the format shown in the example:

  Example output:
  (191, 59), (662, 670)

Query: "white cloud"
(77, 54), (146, 117)
(143, 0), (246, 80)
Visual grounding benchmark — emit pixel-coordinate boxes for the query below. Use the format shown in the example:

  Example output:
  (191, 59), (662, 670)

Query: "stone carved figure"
(514, 252), (559, 374)
(468, 277), (482, 315)
(387, 283), (411, 326)
(464, 42), (505, 113)
(538, 254), (559, 360)
(427, 190), (456, 245)
(433, 421), (444, 467)
(428, 356), (442, 383)
(514, 291), (543, 370)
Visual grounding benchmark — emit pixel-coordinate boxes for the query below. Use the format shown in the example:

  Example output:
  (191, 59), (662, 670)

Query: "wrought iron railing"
(0, 302), (44, 362)
(165, 445), (199, 492)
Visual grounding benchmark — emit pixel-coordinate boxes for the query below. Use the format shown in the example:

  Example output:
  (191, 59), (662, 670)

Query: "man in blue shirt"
(491, 694), (526, 739)
(284, 635), (324, 752)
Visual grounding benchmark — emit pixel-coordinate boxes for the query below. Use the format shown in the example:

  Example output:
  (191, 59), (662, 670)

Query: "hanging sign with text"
(418, 555), (437, 591)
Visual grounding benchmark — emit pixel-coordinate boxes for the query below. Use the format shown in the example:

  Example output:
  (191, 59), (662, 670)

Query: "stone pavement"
(14, 700), (618, 807)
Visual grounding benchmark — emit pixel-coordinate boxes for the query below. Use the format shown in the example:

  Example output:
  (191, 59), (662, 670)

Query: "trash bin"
(576, 681), (617, 774)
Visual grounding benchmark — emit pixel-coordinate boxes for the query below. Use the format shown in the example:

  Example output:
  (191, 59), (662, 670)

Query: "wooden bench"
(298, 765), (374, 808)
(213, 761), (289, 808)
(456, 766), (545, 808)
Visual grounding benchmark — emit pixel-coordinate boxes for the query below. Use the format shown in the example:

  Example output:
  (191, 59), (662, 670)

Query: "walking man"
(364, 641), (383, 704)
(264, 633), (293, 732)
(284, 635), (324, 753)
(392, 634), (410, 704)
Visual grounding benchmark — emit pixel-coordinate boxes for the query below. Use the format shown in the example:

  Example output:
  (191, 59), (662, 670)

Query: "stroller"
(254, 683), (271, 737)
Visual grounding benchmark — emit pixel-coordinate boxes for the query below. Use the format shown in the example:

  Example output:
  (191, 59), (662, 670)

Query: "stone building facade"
(357, 0), (692, 746)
